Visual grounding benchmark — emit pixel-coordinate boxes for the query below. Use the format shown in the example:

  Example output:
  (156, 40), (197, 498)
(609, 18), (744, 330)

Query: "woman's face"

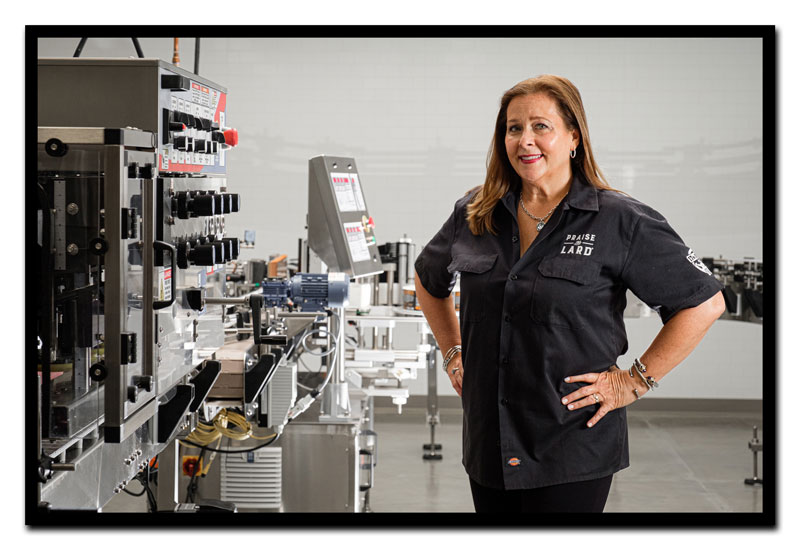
(504, 93), (579, 189)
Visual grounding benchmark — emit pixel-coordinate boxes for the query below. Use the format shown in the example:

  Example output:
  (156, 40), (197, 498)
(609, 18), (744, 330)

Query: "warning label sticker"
(158, 267), (173, 303)
(331, 173), (361, 212)
(343, 222), (370, 262)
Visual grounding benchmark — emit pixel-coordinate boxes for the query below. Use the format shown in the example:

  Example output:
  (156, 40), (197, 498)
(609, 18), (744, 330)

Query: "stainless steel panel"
(40, 422), (167, 511)
(280, 421), (360, 512)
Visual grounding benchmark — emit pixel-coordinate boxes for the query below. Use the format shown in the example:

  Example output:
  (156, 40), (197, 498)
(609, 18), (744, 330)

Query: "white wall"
(37, 36), (763, 400)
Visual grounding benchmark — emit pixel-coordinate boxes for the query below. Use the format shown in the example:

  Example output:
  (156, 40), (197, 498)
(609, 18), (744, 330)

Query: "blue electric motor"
(261, 272), (349, 311)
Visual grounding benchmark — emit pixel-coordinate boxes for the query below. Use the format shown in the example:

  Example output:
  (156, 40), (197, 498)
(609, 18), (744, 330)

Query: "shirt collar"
(500, 172), (600, 214)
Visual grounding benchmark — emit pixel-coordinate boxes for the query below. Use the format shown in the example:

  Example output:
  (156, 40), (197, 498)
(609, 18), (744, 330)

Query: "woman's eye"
(535, 123), (549, 130)
(508, 125), (520, 132)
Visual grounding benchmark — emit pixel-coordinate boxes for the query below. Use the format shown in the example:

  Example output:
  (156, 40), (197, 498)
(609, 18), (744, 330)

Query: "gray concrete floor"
(102, 407), (763, 513)
(366, 407), (763, 513)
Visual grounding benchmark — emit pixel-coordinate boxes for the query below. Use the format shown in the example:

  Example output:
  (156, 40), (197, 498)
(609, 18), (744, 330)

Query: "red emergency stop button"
(368, 216), (374, 227)
(223, 128), (239, 147)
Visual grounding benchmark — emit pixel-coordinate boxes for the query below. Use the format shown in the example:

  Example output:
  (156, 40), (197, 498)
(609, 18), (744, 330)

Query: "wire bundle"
(183, 409), (275, 450)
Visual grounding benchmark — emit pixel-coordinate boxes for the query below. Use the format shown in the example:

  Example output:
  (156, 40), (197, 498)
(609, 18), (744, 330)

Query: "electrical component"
(261, 272), (350, 311)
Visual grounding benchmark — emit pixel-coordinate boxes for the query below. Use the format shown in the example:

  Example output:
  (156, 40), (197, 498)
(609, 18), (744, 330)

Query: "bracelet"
(631, 357), (659, 390)
(441, 345), (462, 373)
(628, 369), (642, 399)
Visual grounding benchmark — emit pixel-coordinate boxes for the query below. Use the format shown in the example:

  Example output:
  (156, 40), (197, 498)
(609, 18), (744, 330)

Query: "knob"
(140, 164), (154, 179)
(184, 288), (206, 311)
(211, 131), (226, 144)
(175, 112), (191, 126)
(224, 193), (241, 213)
(223, 128), (239, 147)
(195, 139), (208, 154)
(177, 241), (190, 269)
(220, 194), (231, 214)
(191, 194), (216, 217)
(209, 241), (225, 263)
(211, 193), (224, 214)
(169, 120), (187, 132)
(199, 118), (212, 131)
(89, 362), (107, 382)
(127, 385), (139, 403)
(132, 375), (154, 392)
(161, 74), (191, 90)
(188, 244), (216, 266)
(223, 237), (240, 260)
(174, 136), (193, 151)
(186, 114), (198, 129)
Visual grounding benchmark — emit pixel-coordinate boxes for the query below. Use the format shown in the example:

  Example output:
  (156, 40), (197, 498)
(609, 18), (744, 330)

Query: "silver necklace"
(520, 193), (567, 232)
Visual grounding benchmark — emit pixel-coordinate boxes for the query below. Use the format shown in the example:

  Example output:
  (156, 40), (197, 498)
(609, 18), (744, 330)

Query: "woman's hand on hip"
(560, 366), (645, 427)
(446, 356), (464, 397)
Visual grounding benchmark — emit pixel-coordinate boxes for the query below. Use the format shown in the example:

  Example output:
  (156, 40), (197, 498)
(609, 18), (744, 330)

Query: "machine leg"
(744, 425), (763, 485)
(156, 439), (180, 511)
(422, 336), (442, 460)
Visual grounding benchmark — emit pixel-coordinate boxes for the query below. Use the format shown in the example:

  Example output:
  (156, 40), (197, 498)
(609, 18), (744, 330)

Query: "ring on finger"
(592, 393), (600, 404)
(450, 367), (460, 375)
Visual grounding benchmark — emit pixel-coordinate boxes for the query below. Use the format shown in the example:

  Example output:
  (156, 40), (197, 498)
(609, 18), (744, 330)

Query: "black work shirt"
(414, 174), (723, 490)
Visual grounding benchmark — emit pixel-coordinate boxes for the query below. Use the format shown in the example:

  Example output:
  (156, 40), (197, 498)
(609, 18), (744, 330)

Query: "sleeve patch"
(687, 248), (713, 276)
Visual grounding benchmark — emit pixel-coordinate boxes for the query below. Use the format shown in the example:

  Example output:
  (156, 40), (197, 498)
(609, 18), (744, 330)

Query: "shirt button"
(510, 274), (518, 280)
(504, 315), (511, 322)
(501, 398), (508, 405)
(511, 235), (519, 243)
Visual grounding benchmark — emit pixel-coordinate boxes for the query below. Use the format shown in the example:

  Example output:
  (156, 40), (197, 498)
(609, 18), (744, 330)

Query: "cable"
(181, 409), (278, 450)
(300, 328), (338, 357)
(179, 432), (279, 454)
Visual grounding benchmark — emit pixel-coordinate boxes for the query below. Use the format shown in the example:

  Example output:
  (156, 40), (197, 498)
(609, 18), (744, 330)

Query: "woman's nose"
(520, 127), (535, 146)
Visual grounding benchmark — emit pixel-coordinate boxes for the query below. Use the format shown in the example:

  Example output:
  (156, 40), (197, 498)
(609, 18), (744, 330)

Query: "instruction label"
(343, 222), (371, 262)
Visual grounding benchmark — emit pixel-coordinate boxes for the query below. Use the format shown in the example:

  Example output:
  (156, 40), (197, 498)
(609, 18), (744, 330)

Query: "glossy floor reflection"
(367, 408), (763, 513)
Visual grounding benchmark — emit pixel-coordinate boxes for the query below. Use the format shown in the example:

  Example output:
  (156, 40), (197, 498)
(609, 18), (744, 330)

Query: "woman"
(413, 75), (725, 513)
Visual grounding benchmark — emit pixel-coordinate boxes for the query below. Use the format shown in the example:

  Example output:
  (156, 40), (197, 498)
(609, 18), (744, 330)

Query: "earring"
(570, 149), (576, 159)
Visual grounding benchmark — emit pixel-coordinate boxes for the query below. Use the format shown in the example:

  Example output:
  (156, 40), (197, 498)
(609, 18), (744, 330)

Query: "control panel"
(159, 70), (238, 175)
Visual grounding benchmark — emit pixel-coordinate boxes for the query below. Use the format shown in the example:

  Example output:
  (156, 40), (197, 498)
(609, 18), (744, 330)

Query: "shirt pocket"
(530, 255), (602, 330)
(448, 253), (497, 323)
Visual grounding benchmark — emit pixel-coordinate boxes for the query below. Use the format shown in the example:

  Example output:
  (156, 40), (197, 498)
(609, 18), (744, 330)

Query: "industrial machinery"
(33, 58), (443, 516)
(623, 255), (764, 324)
(34, 57), (242, 513)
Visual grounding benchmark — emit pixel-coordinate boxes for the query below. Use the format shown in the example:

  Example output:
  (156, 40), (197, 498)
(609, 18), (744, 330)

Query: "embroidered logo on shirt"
(560, 233), (596, 256)
(507, 457), (521, 467)
(686, 248), (713, 275)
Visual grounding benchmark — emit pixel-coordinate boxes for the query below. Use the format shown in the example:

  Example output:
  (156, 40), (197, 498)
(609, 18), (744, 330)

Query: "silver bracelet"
(441, 345), (462, 373)
(632, 357), (659, 390)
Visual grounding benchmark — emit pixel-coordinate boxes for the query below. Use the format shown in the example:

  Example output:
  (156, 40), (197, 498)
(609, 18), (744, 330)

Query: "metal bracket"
(244, 353), (277, 404)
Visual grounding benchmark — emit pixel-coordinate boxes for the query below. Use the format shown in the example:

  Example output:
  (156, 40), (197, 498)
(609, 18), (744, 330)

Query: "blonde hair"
(466, 75), (617, 235)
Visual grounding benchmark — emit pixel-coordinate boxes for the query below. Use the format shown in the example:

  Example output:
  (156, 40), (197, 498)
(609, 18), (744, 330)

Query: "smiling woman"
(413, 74), (726, 514)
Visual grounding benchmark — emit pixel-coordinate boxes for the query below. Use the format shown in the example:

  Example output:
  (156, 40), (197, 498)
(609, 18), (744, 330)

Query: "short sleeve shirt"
(414, 173), (723, 490)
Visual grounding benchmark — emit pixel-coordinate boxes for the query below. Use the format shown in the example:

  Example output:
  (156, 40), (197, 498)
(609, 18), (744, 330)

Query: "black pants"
(469, 475), (613, 513)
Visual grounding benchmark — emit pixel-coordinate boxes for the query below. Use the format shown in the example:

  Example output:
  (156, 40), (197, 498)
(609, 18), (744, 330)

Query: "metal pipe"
(131, 38), (145, 58)
(204, 289), (261, 305)
(73, 38), (88, 58)
(172, 38), (180, 66)
(194, 38), (201, 75)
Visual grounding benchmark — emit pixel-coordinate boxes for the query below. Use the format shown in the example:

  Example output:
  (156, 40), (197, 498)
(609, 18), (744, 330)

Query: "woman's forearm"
(414, 269), (461, 356)
(637, 291), (726, 386)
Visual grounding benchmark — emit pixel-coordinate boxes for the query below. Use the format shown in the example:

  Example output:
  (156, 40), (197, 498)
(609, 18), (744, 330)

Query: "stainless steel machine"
(34, 57), (243, 513)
